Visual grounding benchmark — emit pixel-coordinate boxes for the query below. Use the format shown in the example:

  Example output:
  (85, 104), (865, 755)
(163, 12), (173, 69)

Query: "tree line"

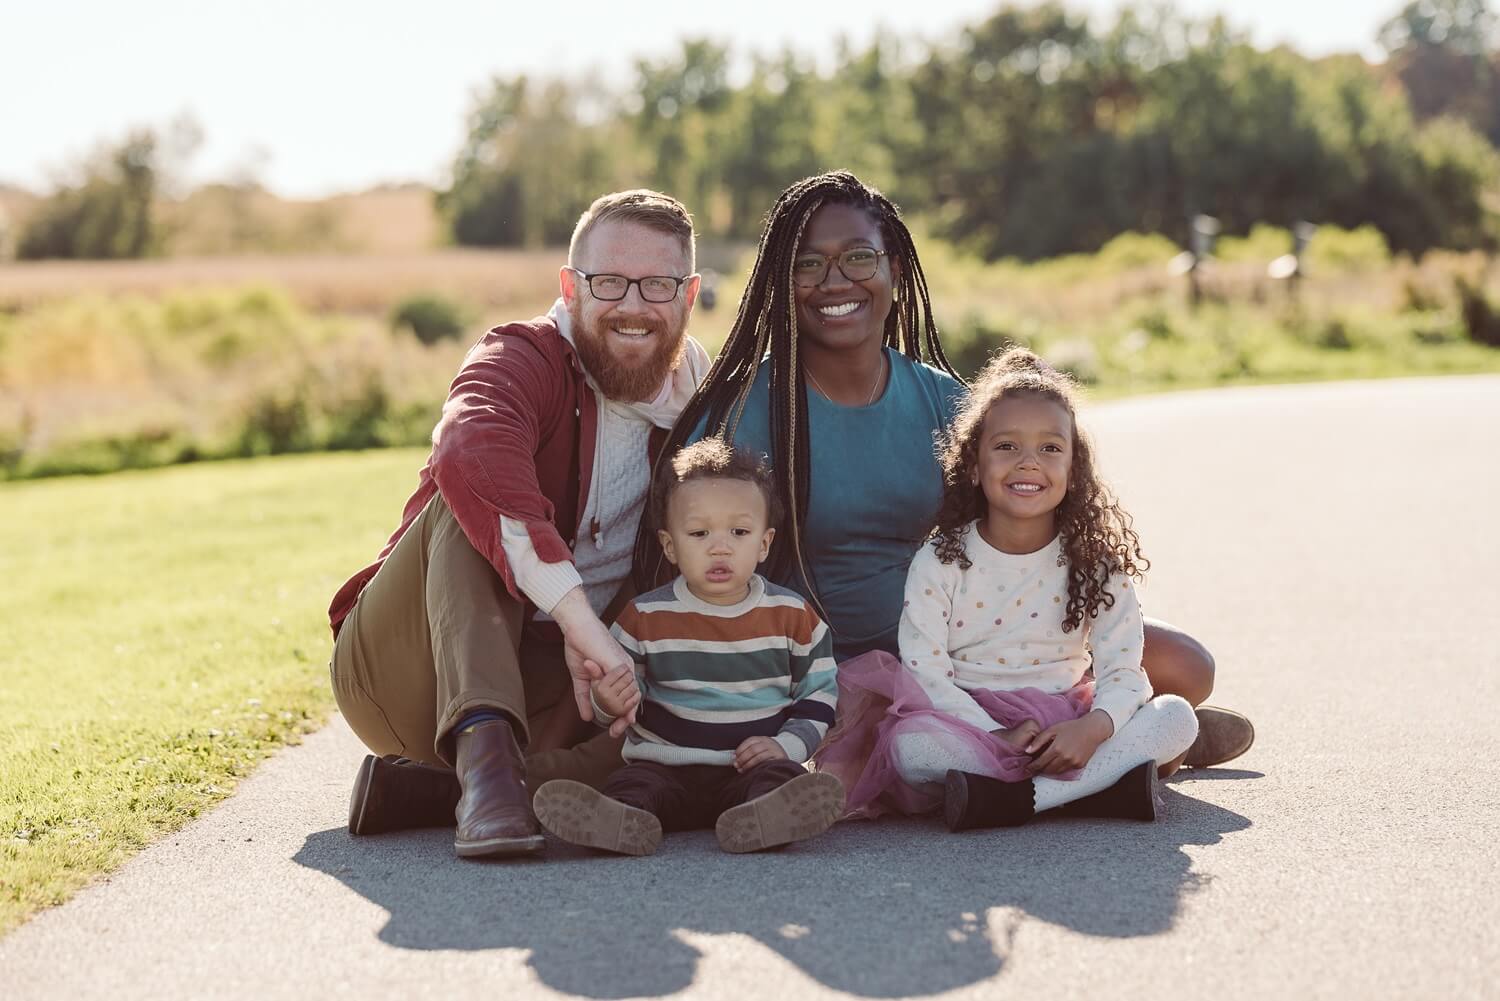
(441, 0), (1500, 260)
(16, 0), (1500, 262)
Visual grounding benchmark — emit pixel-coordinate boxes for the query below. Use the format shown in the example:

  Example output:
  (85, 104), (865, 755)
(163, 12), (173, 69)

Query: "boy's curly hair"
(650, 437), (783, 531)
(932, 347), (1147, 632)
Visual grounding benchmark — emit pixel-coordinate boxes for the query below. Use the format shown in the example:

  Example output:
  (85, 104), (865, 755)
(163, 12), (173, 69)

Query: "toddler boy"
(532, 438), (843, 854)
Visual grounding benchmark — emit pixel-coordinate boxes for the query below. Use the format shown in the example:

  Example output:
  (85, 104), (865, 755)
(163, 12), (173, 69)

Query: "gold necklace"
(806, 354), (887, 407)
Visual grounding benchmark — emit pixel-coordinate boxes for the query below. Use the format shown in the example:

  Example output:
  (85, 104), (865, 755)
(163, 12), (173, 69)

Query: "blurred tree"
(19, 131), (161, 259)
(906, 2), (1114, 258)
(434, 3), (1500, 259)
(630, 40), (732, 228)
(1379, 0), (1499, 143)
(902, 3), (1499, 258)
(440, 75), (635, 247)
(713, 53), (830, 236)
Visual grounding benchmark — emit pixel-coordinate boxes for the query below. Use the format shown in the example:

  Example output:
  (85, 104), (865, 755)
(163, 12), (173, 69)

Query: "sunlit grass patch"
(0, 447), (424, 934)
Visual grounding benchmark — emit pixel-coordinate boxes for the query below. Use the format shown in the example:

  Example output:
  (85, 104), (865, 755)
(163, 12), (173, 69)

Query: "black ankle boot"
(1052, 761), (1160, 822)
(348, 754), (462, 835)
(943, 771), (1035, 831)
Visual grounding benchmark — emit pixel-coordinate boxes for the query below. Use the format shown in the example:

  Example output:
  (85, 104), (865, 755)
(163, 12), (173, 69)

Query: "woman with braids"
(632, 170), (1251, 778)
(633, 170), (966, 657)
(815, 347), (1199, 827)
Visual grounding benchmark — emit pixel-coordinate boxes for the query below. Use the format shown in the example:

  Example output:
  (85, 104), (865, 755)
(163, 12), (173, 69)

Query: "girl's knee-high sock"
(891, 731), (990, 789)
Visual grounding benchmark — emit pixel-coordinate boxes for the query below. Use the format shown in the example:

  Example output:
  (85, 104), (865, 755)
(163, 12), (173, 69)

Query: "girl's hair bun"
(995, 346), (1054, 375)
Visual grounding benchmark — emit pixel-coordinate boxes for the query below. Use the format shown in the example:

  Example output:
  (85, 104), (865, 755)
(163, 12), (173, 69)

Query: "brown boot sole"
(716, 771), (844, 854)
(1184, 706), (1256, 768)
(533, 780), (662, 857)
(454, 831), (546, 858)
(349, 755), (461, 836)
(348, 754), (382, 836)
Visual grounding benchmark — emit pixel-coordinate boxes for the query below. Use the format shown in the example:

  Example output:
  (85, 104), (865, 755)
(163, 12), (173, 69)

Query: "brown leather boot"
(453, 719), (545, 858)
(348, 755), (462, 836)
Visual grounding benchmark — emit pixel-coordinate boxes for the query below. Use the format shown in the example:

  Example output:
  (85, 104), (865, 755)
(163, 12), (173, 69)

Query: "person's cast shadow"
(294, 776), (1255, 998)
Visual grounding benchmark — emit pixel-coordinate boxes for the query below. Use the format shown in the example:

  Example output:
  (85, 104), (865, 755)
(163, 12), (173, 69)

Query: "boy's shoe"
(348, 754), (461, 836)
(716, 771), (844, 854)
(532, 779), (663, 857)
(1183, 706), (1256, 767)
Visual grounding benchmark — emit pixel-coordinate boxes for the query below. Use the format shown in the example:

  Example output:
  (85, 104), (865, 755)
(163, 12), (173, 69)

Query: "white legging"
(891, 695), (1198, 813)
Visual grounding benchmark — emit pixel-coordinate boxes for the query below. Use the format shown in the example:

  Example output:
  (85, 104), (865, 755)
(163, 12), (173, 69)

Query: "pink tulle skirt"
(813, 650), (1094, 819)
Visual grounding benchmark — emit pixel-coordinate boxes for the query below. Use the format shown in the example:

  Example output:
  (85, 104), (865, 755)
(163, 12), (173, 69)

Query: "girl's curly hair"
(931, 347), (1147, 632)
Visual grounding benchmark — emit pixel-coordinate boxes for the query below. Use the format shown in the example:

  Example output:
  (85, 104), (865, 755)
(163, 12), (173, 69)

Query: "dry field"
(2, 223), (1497, 480)
(0, 249), (560, 318)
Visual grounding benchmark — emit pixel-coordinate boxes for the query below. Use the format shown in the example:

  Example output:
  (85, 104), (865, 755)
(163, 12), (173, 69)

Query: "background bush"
(390, 293), (468, 345)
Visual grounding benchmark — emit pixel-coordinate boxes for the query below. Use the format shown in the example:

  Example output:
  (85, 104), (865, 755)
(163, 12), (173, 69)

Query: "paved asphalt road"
(3, 376), (1498, 1000)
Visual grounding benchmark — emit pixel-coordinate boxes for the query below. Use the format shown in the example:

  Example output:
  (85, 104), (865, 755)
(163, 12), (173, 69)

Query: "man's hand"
(733, 736), (788, 773)
(551, 587), (634, 736)
(592, 665), (641, 722)
(1025, 710), (1114, 776)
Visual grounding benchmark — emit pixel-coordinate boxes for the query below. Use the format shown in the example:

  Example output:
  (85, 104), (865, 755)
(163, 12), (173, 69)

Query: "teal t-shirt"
(692, 348), (967, 659)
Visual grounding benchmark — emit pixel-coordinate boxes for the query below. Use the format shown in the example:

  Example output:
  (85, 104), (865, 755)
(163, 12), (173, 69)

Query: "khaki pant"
(330, 494), (624, 791)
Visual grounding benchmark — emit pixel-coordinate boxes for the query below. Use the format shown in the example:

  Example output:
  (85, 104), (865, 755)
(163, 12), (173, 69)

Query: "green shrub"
(1402, 279), (1446, 313)
(1216, 225), (1292, 264)
(1306, 225), (1390, 272)
(1456, 276), (1500, 348)
(390, 293), (468, 345)
(236, 385), (316, 456)
(1093, 232), (1181, 271)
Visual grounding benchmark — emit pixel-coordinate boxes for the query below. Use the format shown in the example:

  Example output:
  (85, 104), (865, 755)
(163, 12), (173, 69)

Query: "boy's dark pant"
(602, 759), (807, 831)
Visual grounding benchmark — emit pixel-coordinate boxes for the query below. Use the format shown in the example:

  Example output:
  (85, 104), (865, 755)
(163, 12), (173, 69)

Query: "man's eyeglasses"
(791, 247), (889, 288)
(566, 268), (693, 303)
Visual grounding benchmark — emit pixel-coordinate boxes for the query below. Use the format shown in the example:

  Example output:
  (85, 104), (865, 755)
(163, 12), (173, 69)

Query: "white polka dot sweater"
(897, 522), (1151, 736)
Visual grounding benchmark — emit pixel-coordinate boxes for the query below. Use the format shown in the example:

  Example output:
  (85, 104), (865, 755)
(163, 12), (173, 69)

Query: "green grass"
(0, 447), (426, 934)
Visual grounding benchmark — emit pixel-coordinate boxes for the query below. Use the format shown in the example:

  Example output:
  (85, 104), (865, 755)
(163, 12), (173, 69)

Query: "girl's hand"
(1025, 710), (1114, 776)
(733, 736), (788, 773)
(991, 718), (1042, 750)
(590, 665), (640, 722)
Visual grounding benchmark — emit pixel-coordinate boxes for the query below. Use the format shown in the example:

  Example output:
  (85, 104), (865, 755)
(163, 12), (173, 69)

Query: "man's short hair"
(568, 189), (696, 271)
(651, 438), (782, 530)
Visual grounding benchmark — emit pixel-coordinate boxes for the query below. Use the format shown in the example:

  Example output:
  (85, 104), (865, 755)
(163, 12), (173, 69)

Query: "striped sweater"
(596, 574), (839, 767)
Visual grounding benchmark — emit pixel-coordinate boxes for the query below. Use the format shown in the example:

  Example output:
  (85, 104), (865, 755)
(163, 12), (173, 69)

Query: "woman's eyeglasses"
(791, 248), (888, 287)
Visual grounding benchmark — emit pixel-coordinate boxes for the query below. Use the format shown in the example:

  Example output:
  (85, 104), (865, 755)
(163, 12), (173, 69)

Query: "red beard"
(567, 301), (686, 402)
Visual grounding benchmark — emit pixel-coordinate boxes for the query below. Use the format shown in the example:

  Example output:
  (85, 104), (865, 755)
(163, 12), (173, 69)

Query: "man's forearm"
(499, 516), (583, 613)
(550, 586), (601, 635)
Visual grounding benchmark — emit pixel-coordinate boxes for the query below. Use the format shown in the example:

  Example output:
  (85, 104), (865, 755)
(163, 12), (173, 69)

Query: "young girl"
(814, 348), (1199, 829)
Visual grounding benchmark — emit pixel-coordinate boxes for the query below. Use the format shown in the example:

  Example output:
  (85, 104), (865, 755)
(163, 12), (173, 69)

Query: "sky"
(2, 0), (1396, 198)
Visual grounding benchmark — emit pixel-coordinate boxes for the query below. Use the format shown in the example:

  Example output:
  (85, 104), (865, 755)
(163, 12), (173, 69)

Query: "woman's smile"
(814, 299), (866, 321)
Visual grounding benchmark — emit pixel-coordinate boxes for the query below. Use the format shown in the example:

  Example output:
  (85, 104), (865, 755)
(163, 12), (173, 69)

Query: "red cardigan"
(328, 315), (664, 636)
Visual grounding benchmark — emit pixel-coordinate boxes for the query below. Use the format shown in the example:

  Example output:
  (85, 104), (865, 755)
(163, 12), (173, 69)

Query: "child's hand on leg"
(590, 666), (640, 721)
(1025, 710), (1114, 775)
(991, 719), (1042, 749)
(733, 736), (788, 773)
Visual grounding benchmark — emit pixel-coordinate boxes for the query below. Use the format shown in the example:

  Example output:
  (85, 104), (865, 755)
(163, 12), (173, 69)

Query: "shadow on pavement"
(293, 787), (1249, 998)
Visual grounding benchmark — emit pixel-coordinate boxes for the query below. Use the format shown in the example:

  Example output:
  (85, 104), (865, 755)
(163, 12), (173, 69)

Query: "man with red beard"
(327, 190), (710, 858)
